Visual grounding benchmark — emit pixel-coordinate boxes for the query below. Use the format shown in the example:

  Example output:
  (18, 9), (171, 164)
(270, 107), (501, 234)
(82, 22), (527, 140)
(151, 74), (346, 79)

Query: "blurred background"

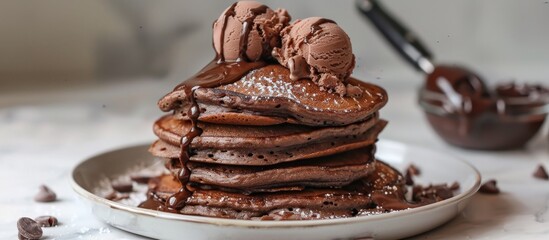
(1, 0), (549, 108)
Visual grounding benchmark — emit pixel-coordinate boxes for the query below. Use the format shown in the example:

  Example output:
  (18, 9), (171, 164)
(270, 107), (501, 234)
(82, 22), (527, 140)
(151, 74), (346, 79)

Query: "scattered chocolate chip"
(111, 180), (133, 193)
(404, 171), (414, 186)
(533, 165), (549, 180)
(434, 187), (454, 200)
(412, 184), (455, 202)
(34, 185), (56, 203)
(34, 216), (58, 227)
(407, 164), (421, 176)
(450, 182), (460, 191)
(479, 180), (500, 194)
(130, 175), (152, 184)
(17, 217), (42, 239)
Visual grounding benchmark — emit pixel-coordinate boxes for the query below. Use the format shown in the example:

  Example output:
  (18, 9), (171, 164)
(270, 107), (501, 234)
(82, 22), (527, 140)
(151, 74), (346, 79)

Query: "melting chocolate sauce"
(366, 186), (453, 212)
(426, 66), (489, 98)
(425, 66), (490, 136)
(162, 63), (265, 210)
(141, 4), (271, 212)
(287, 56), (309, 80)
(421, 65), (549, 150)
(216, 2), (237, 63)
(162, 86), (202, 210)
(237, 5), (268, 62)
(216, 3), (268, 63)
(138, 191), (178, 213)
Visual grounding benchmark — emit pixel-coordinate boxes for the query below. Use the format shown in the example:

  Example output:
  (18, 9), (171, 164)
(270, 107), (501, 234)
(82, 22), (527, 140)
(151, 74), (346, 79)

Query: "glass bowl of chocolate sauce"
(418, 67), (549, 150)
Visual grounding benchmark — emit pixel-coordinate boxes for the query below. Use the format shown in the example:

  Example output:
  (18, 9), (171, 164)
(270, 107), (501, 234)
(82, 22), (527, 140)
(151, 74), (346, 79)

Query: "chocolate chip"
(434, 187), (454, 200)
(35, 216), (58, 227)
(111, 180), (133, 193)
(18, 233), (28, 240)
(412, 184), (456, 202)
(34, 185), (56, 203)
(407, 164), (421, 176)
(533, 165), (549, 180)
(479, 180), (500, 194)
(404, 171), (414, 186)
(450, 182), (460, 190)
(17, 217), (42, 239)
(130, 175), (152, 184)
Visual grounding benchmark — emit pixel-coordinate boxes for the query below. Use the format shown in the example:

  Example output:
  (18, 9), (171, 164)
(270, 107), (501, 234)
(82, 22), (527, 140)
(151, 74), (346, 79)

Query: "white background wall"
(1, 0), (548, 93)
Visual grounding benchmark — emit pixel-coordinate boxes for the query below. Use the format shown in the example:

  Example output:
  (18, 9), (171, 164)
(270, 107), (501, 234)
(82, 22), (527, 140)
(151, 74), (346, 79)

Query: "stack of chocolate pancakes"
(138, 1), (453, 220)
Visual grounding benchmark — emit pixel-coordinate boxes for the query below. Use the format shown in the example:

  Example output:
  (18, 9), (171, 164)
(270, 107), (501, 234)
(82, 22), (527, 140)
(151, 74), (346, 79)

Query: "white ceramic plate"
(71, 140), (480, 240)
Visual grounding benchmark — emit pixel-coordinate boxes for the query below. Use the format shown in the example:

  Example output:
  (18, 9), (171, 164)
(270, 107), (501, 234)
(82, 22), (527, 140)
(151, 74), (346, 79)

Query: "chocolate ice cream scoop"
(272, 17), (356, 96)
(213, 1), (290, 62)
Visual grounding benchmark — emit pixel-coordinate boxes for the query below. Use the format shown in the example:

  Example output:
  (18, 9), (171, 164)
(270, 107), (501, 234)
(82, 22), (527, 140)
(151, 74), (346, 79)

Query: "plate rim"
(70, 139), (481, 228)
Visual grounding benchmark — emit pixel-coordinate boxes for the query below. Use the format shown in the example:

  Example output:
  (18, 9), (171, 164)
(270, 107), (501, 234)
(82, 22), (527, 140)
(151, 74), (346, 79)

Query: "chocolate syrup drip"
(159, 21), (267, 211)
(237, 5), (268, 62)
(163, 86), (203, 210)
(216, 2), (237, 63)
(138, 191), (178, 213)
(305, 18), (336, 44)
(162, 59), (264, 211)
(174, 60), (266, 92)
(216, 3), (268, 63)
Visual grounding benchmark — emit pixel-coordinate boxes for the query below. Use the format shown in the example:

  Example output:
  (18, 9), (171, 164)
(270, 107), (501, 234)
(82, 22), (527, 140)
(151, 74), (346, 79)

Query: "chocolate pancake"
(142, 160), (412, 220)
(153, 113), (379, 149)
(149, 120), (387, 165)
(164, 147), (376, 191)
(158, 65), (388, 126)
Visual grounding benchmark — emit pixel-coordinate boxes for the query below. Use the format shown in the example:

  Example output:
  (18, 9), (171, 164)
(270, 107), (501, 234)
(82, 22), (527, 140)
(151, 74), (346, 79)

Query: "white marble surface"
(1, 79), (548, 240)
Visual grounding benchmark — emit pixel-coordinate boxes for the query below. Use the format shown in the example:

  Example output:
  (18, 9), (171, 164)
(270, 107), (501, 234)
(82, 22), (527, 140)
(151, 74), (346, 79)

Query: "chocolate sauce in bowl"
(426, 66), (489, 98)
(424, 66), (493, 137)
(420, 65), (549, 150)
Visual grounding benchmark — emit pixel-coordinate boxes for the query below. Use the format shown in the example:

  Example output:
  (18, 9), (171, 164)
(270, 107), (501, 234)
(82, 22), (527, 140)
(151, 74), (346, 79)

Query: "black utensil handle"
(356, 0), (434, 74)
